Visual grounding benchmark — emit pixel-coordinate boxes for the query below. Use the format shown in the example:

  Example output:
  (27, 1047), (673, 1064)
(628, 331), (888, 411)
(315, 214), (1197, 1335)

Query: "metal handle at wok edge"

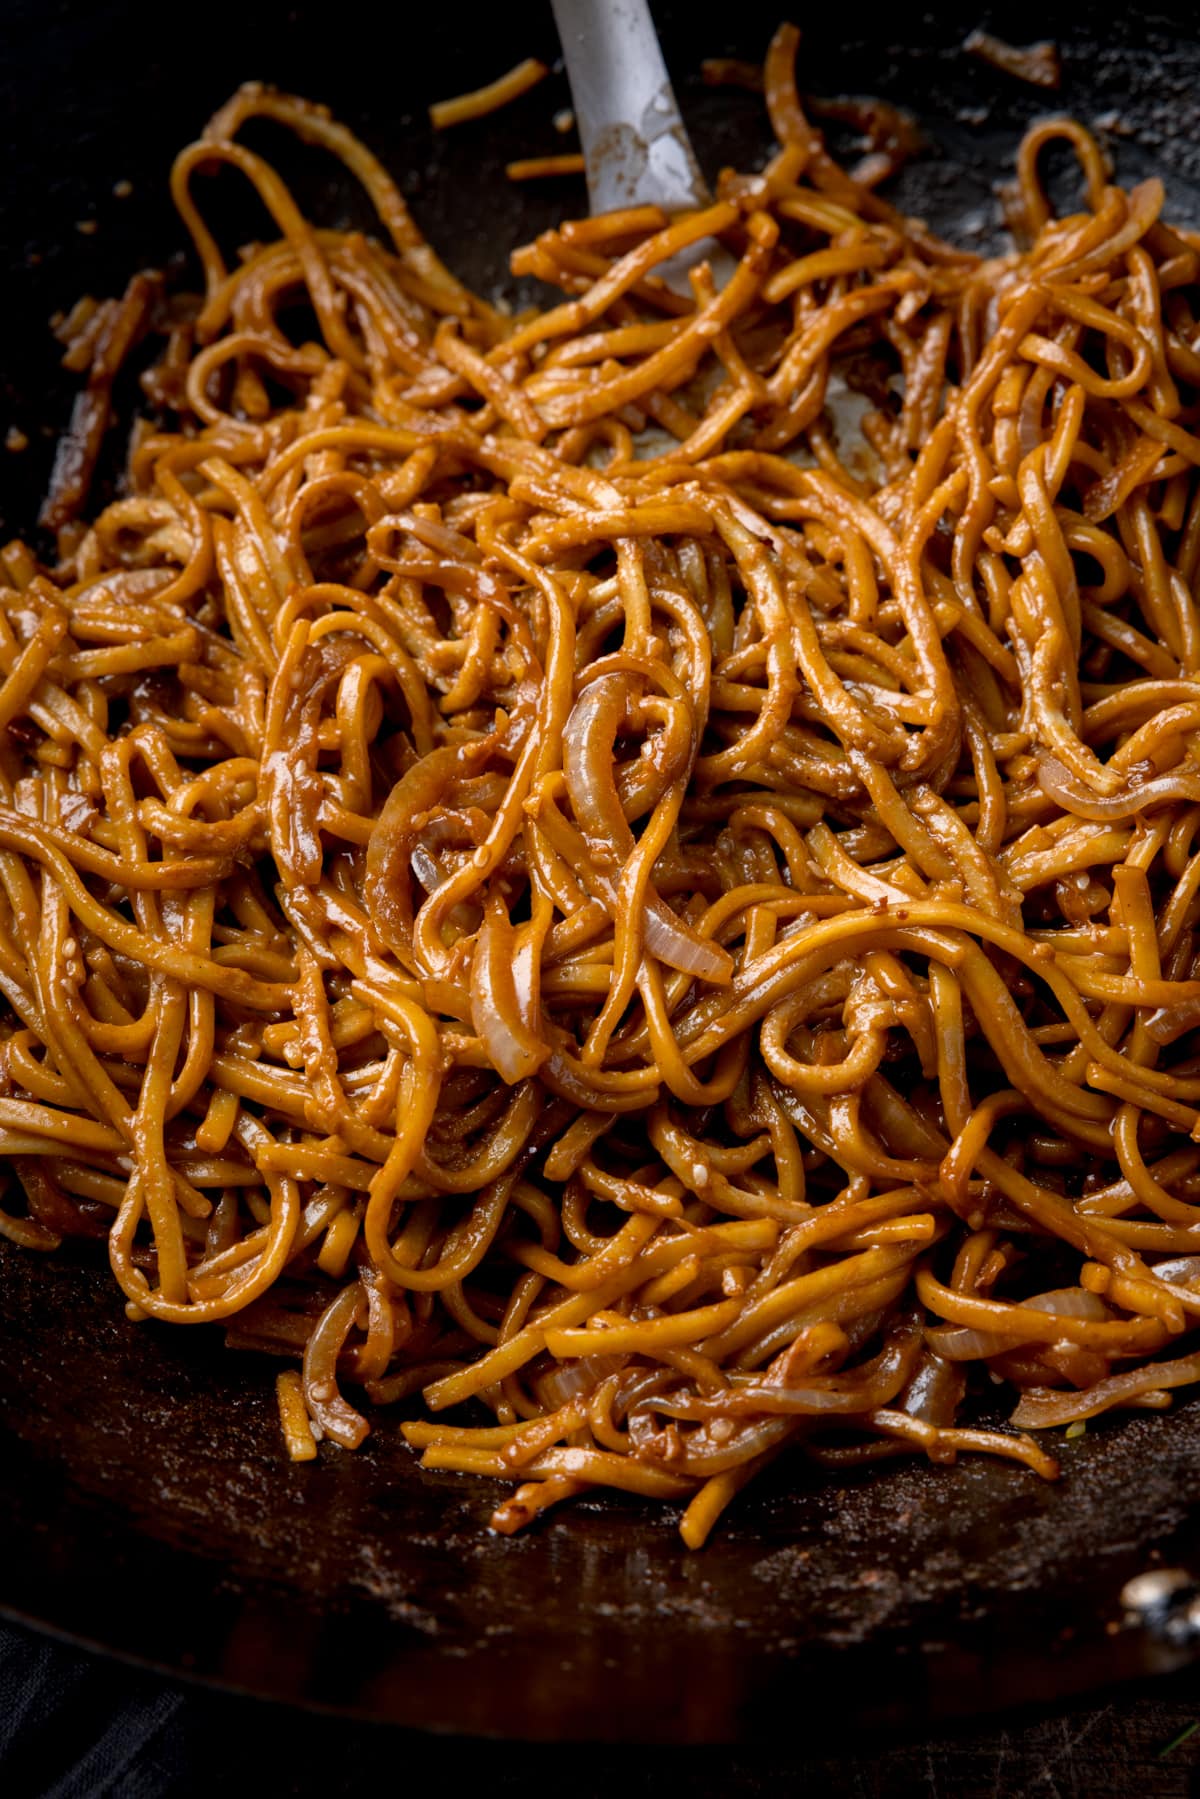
(1120, 1566), (1200, 1648)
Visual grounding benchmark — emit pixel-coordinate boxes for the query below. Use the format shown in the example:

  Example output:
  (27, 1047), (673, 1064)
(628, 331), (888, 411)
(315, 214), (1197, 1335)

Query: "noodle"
(429, 58), (549, 130)
(5, 27), (1200, 1548)
(506, 156), (587, 183)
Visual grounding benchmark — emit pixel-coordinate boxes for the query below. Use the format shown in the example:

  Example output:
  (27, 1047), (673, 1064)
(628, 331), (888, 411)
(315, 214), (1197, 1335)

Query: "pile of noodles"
(4, 26), (1200, 1548)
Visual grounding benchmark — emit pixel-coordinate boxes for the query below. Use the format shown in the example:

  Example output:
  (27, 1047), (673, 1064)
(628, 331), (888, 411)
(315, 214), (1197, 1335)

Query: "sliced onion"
(928, 1287), (1113, 1361)
(1011, 1345), (1200, 1429)
(924, 1325), (1012, 1362)
(393, 510), (481, 564)
(899, 1351), (966, 1425)
(642, 901), (732, 982)
(655, 1315), (922, 1418)
(365, 743), (482, 957)
(534, 1353), (625, 1409)
(409, 842), (445, 895)
(1026, 1288), (1116, 1319)
(677, 1415), (797, 1476)
(1036, 754), (1200, 820)
(1145, 999), (1200, 1047)
(1148, 1256), (1200, 1288)
(302, 1282), (370, 1450)
(563, 676), (631, 839)
(563, 673), (731, 985)
(470, 893), (551, 1084)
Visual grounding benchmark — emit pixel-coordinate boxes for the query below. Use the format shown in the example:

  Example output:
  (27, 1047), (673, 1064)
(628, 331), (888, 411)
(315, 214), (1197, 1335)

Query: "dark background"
(1, 1619), (1199, 1797)
(4, 0), (1200, 1790)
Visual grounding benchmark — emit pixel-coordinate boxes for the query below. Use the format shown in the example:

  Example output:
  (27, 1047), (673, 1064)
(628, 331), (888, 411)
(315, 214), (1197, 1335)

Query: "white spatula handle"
(550, 0), (710, 216)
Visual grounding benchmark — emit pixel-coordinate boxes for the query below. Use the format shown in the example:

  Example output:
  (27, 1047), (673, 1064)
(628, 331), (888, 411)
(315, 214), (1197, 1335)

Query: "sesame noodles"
(4, 26), (1200, 1547)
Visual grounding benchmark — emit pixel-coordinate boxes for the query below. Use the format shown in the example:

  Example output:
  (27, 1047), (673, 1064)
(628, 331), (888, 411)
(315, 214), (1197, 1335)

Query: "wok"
(1, 0), (1199, 1744)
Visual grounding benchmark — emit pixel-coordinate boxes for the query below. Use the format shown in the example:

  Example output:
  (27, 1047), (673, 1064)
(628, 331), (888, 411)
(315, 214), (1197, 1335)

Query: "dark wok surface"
(1, 0), (1200, 1742)
(2, 1239), (1199, 1741)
